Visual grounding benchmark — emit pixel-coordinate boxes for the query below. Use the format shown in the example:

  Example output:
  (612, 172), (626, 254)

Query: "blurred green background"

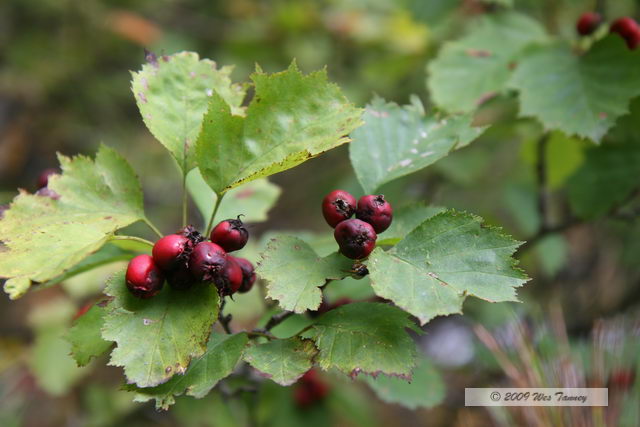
(1, 0), (640, 426)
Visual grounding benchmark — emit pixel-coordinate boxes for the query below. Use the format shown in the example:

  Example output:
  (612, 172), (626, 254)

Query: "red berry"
(608, 369), (636, 391)
(218, 256), (244, 295)
(355, 195), (393, 233)
(322, 190), (356, 228)
(334, 219), (377, 259)
(210, 217), (249, 252)
(294, 369), (330, 407)
(576, 12), (602, 36)
(610, 17), (640, 49)
(234, 257), (256, 293)
(125, 254), (164, 298)
(189, 241), (227, 282)
(37, 168), (58, 189)
(152, 234), (193, 271)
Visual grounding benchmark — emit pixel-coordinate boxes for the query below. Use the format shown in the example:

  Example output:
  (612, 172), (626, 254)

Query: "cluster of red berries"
(125, 218), (256, 299)
(321, 190), (393, 259)
(293, 369), (330, 407)
(577, 12), (640, 49)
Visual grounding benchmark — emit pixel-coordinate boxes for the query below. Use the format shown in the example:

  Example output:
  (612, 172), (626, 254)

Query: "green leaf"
(350, 97), (486, 193)
(102, 271), (220, 387)
(196, 62), (363, 194)
(362, 356), (445, 410)
(132, 52), (246, 173)
(510, 36), (640, 142)
(368, 210), (528, 325)
(257, 236), (352, 313)
(378, 203), (446, 245)
(567, 142), (640, 219)
(131, 332), (248, 410)
(68, 304), (112, 367)
(0, 145), (145, 298)
(302, 302), (419, 378)
(186, 168), (281, 227)
(427, 12), (547, 113)
(244, 337), (317, 386)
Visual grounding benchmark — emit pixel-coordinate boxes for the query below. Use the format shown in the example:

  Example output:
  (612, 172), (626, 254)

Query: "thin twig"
(182, 173), (188, 227)
(218, 298), (233, 334)
(247, 330), (275, 340)
(264, 311), (294, 331)
(536, 133), (551, 231)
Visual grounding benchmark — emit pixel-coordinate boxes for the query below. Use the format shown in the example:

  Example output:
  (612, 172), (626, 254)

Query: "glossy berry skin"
(125, 254), (164, 299)
(189, 242), (227, 282)
(217, 256), (244, 295)
(210, 218), (249, 252)
(355, 194), (393, 233)
(234, 257), (256, 293)
(152, 234), (193, 271)
(611, 17), (640, 49)
(334, 219), (377, 259)
(576, 12), (601, 36)
(322, 190), (356, 227)
(37, 168), (58, 189)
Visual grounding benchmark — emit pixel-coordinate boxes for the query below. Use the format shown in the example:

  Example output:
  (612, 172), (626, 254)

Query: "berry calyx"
(355, 194), (393, 233)
(189, 241), (227, 282)
(152, 234), (193, 271)
(37, 168), (58, 189)
(234, 257), (256, 293)
(322, 190), (356, 228)
(210, 217), (249, 252)
(179, 225), (204, 245)
(334, 218), (377, 259)
(125, 254), (164, 298)
(610, 17), (640, 49)
(217, 256), (244, 295)
(576, 12), (602, 36)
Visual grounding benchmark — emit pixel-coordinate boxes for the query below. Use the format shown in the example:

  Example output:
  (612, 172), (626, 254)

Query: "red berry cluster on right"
(321, 190), (393, 259)
(293, 369), (330, 408)
(576, 12), (640, 50)
(125, 219), (256, 299)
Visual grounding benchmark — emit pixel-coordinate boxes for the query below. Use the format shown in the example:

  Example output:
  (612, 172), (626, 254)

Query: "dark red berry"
(322, 190), (356, 228)
(334, 219), (377, 259)
(610, 17), (640, 49)
(210, 217), (249, 252)
(152, 234), (193, 271)
(73, 302), (93, 321)
(234, 257), (256, 293)
(355, 195), (393, 233)
(37, 168), (58, 189)
(189, 241), (227, 282)
(576, 12), (602, 36)
(125, 254), (164, 298)
(294, 369), (330, 407)
(166, 264), (195, 290)
(217, 256), (244, 295)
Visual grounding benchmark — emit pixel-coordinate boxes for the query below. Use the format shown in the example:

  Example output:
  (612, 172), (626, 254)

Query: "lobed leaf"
(102, 272), (219, 387)
(362, 356), (445, 410)
(427, 11), (547, 113)
(132, 332), (248, 410)
(350, 96), (486, 193)
(0, 145), (145, 298)
(68, 304), (113, 367)
(196, 62), (363, 194)
(302, 302), (420, 378)
(567, 142), (640, 219)
(132, 51), (246, 172)
(368, 210), (528, 325)
(257, 236), (353, 313)
(510, 36), (640, 142)
(244, 337), (317, 386)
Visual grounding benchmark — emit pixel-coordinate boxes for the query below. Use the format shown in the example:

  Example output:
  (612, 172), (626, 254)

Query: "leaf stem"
(182, 173), (188, 227)
(143, 218), (163, 239)
(110, 235), (154, 247)
(205, 193), (224, 236)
